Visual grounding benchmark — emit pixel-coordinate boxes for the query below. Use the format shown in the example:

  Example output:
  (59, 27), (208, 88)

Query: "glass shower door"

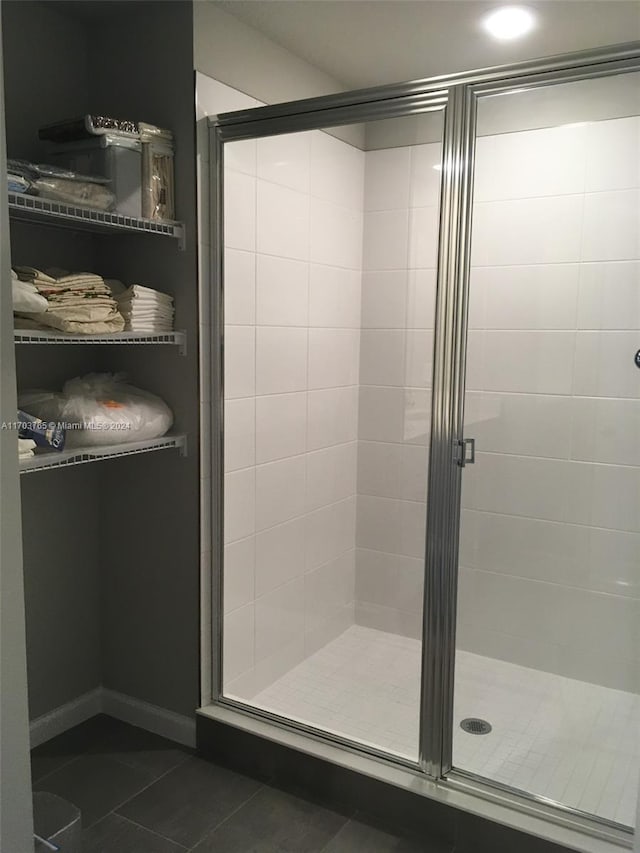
(453, 72), (640, 825)
(220, 110), (444, 762)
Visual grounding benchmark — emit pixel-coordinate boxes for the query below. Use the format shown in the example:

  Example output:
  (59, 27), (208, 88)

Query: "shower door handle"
(456, 438), (475, 467)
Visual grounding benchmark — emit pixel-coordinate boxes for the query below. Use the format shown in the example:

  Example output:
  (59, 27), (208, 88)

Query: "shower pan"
(201, 42), (640, 851)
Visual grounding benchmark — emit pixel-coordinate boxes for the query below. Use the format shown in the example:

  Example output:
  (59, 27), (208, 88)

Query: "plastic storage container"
(33, 792), (81, 852)
(50, 134), (142, 217)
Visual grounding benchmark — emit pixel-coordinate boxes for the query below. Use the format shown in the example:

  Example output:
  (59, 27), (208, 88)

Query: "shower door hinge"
(455, 438), (475, 467)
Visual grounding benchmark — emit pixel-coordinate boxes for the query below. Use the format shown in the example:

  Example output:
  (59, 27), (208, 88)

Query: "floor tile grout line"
(111, 812), (190, 850)
(94, 752), (194, 829)
(186, 783), (267, 849)
(32, 753), (85, 786)
(316, 814), (356, 853)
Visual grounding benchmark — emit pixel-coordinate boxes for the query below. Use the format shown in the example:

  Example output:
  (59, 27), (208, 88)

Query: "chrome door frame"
(206, 39), (640, 838)
(208, 85), (451, 777)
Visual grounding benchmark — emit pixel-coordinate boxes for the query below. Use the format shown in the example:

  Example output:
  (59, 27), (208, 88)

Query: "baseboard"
(102, 689), (196, 748)
(29, 687), (196, 750)
(29, 687), (103, 749)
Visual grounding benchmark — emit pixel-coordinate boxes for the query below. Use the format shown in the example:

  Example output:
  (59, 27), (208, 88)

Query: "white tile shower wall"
(221, 117), (365, 699)
(355, 141), (441, 637)
(459, 115), (640, 693)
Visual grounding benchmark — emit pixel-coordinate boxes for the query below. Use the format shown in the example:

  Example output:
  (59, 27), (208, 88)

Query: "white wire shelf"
(7, 192), (185, 248)
(15, 329), (186, 354)
(19, 434), (187, 475)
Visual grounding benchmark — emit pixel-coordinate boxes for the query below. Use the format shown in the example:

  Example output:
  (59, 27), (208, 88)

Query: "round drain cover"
(460, 717), (492, 735)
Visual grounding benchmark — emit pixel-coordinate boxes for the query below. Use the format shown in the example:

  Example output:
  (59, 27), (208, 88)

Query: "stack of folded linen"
(113, 283), (174, 333)
(13, 266), (125, 334)
(18, 438), (36, 460)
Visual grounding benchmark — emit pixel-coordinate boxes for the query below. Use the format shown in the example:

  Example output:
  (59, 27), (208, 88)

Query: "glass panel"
(455, 72), (640, 825)
(221, 109), (444, 761)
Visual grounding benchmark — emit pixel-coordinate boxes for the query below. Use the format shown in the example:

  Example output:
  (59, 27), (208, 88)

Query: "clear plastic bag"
(32, 177), (115, 210)
(20, 374), (173, 448)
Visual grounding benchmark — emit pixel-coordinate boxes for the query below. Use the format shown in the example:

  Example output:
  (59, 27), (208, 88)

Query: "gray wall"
(193, 2), (364, 147)
(0, 3), (34, 847)
(194, 2), (344, 106)
(90, 0), (200, 716)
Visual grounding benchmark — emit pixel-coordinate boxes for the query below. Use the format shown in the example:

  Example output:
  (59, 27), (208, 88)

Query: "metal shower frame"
(207, 40), (640, 845)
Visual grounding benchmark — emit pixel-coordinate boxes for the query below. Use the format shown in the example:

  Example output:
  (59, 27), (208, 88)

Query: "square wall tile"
(585, 115), (640, 193)
(473, 264), (579, 330)
(458, 509), (588, 589)
(566, 460), (640, 533)
(255, 455), (306, 531)
(306, 442), (357, 511)
(356, 495), (427, 559)
(355, 548), (424, 615)
(474, 124), (587, 202)
(359, 330), (406, 387)
(256, 254), (308, 326)
(310, 131), (365, 211)
(357, 441), (428, 502)
(305, 497), (357, 571)
(224, 468), (255, 544)
(224, 326), (255, 400)
(410, 142), (443, 208)
(308, 329), (359, 389)
(224, 170), (256, 252)
(364, 147), (411, 211)
(257, 180), (309, 261)
(309, 265), (361, 328)
(464, 392), (572, 459)
(310, 199), (363, 270)
(357, 386), (409, 443)
(256, 327), (307, 395)
(462, 453), (572, 523)
(254, 577), (305, 663)
(305, 551), (355, 634)
(408, 206), (440, 269)
(361, 270), (408, 329)
(307, 387), (358, 450)
(471, 195), (583, 267)
(405, 330), (434, 388)
(363, 209), (409, 271)
(570, 397), (640, 467)
(224, 249), (255, 325)
(573, 331), (640, 398)
(257, 131), (311, 192)
(581, 189), (640, 262)
(224, 397), (255, 471)
(224, 537), (255, 613)
(481, 331), (575, 394)
(585, 527), (640, 598)
(577, 261), (640, 330)
(255, 392), (307, 464)
(406, 269), (437, 329)
(255, 517), (306, 597)
(223, 604), (254, 683)
(225, 139), (257, 176)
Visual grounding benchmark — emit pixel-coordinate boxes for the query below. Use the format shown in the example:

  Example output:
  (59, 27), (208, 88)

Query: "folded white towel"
(18, 438), (36, 459)
(13, 279), (49, 314)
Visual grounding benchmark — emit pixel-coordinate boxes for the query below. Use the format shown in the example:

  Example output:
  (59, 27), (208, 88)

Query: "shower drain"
(460, 717), (492, 735)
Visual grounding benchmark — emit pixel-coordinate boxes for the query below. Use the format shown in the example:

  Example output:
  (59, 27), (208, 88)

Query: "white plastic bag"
(20, 374), (173, 448)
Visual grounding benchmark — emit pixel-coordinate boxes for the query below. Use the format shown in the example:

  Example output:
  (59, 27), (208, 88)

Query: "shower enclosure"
(205, 43), (640, 845)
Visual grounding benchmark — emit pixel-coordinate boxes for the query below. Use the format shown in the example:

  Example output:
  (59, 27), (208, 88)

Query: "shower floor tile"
(249, 625), (640, 827)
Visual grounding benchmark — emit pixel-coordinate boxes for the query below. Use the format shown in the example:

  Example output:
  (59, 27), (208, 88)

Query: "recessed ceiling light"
(482, 6), (536, 41)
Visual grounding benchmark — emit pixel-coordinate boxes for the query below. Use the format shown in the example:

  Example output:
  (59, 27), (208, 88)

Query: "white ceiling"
(212, 0), (640, 89)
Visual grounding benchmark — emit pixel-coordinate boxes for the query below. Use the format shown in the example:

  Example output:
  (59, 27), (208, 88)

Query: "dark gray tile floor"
(32, 715), (451, 852)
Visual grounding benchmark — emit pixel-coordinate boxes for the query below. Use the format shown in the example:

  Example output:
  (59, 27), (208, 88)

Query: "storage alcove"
(2, 0), (200, 745)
